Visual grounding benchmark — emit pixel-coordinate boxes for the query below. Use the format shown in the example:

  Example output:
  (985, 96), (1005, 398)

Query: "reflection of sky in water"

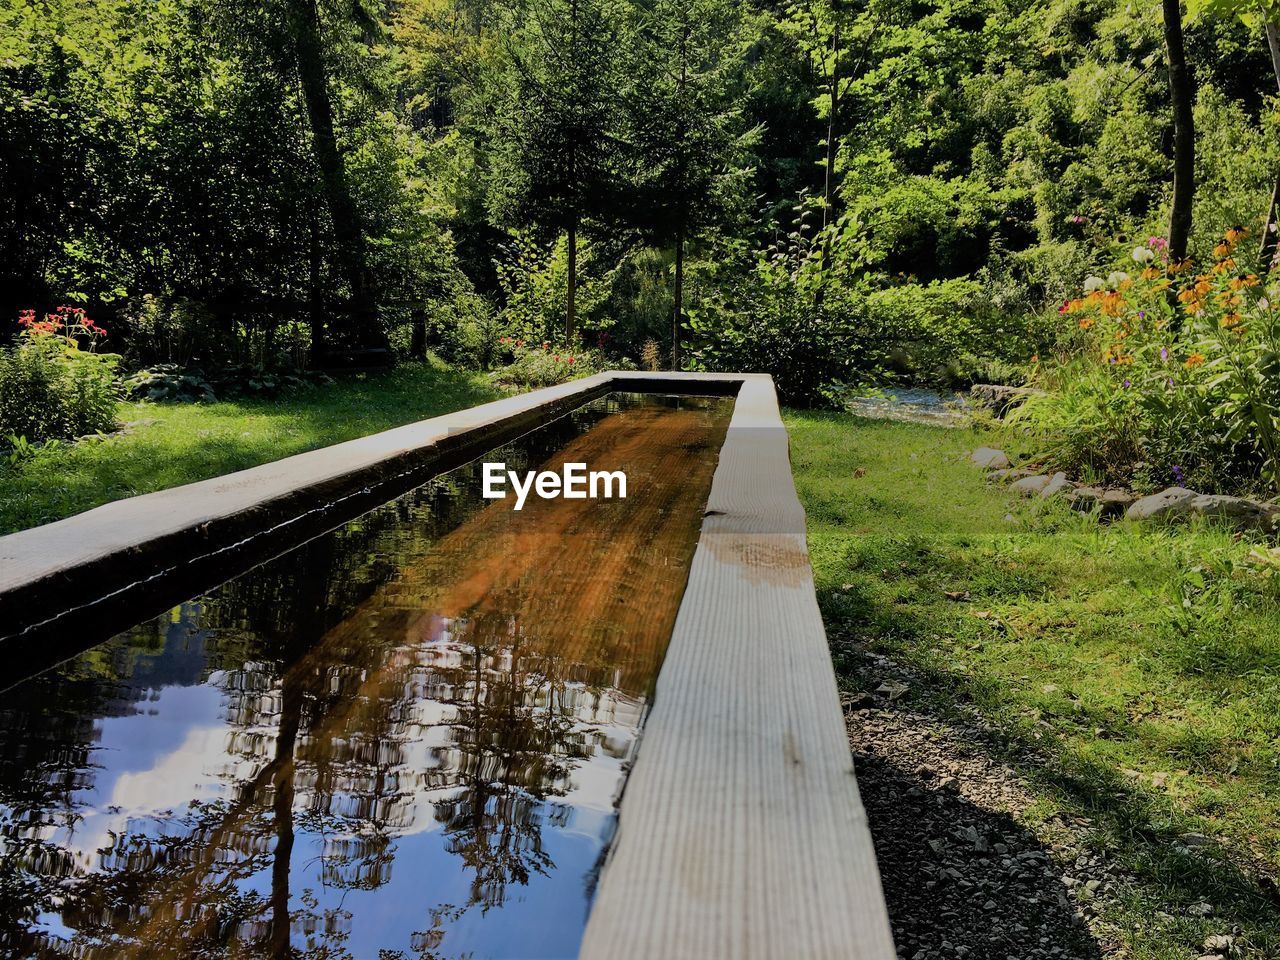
(0, 393), (732, 959)
(24, 613), (635, 957)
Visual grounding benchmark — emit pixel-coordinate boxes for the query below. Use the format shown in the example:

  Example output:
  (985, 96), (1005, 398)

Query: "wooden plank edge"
(580, 376), (896, 959)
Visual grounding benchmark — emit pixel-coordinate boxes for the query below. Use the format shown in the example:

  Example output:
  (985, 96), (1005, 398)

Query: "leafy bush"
(1015, 229), (1280, 494)
(124, 364), (333, 403)
(491, 340), (631, 389)
(686, 219), (868, 407)
(495, 233), (618, 345)
(0, 308), (120, 446)
(862, 278), (1047, 386)
(431, 294), (503, 370)
(124, 365), (218, 402)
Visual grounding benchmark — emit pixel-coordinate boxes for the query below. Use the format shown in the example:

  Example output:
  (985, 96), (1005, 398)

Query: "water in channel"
(0, 392), (733, 960)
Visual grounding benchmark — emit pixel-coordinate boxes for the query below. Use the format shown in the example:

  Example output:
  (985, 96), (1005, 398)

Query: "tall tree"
(623, 0), (751, 368)
(1261, 20), (1280, 269)
(781, 0), (871, 268)
(486, 0), (620, 342)
(284, 0), (381, 354)
(1162, 0), (1197, 265)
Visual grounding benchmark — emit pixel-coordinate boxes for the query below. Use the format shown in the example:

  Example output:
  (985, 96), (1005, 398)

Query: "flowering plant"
(17, 306), (109, 348)
(1036, 229), (1280, 491)
(491, 338), (626, 389)
(1, 307), (119, 448)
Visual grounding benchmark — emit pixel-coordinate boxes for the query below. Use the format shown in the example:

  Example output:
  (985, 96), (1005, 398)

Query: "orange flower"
(1078, 317), (1095, 329)
(1140, 267), (1161, 280)
(1184, 353), (1205, 369)
(1225, 226), (1247, 243)
(1214, 243), (1231, 258)
(1221, 314), (1244, 329)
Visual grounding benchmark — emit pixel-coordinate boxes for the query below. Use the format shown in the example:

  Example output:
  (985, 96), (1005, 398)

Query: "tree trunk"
(288, 0), (379, 348)
(1258, 22), (1280, 272)
(817, 14), (842, 281)
(671, 229), (684, 371)
(822, 20), (840, 235)
(308, 212), (325, 367)
(269, 672), (301, 959)
(1162, 0), (1195, 266)
(566, 217), (577, 343)
(410, 306), (427, 360)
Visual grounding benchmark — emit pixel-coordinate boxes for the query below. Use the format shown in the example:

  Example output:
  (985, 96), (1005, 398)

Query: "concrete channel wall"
(0, 371), (895, 959)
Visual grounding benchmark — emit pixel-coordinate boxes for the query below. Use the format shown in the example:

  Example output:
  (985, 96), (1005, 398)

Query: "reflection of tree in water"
(0, 396), (731, 959)
(432, 628), (573, 913)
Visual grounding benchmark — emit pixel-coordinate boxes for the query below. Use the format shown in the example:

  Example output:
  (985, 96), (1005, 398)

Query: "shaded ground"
(844, 646), (1113, 960)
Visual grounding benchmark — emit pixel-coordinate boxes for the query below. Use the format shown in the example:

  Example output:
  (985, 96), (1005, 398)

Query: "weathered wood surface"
(581, 375), (896, 959)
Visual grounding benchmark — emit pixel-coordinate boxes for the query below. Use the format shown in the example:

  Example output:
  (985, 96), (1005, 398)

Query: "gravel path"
(843, 649), (1130, 960)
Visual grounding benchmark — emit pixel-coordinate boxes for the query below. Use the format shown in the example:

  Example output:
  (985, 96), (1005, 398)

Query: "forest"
(3, 0), (1277, 435)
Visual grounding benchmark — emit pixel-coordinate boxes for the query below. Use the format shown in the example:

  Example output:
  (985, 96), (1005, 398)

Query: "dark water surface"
(0, 392), (733, 959)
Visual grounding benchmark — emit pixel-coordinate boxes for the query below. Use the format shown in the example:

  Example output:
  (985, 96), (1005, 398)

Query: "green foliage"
(0, 311), (119, 445)
(863, 278), (1049, 385)
(619, 0), (755, 244)
(687, 222), (868, 406)
(491, 342), (630, 389)
(484, 0), (620, 235)
(124, 364), (334, 403)
(494, 232), (618, 344)
(1016, 230), (1280, 493)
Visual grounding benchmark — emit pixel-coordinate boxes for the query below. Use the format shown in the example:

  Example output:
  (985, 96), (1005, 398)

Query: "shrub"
(686, 224), (866, 407)
(1016, 229), (1280, 494)
(0, 308), (120, 446)
(491, 339), (631, 389)
(124, 363), (334, 403)
(862, 278), (1046, 386)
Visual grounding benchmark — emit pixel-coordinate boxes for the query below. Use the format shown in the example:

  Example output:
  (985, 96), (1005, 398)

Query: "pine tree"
(621, 0), (751, 369)
(487, 0), (621, 343)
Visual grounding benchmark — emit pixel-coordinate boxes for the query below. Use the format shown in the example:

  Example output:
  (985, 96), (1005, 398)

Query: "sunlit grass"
(786, 409), (1280, 959)
(0, 359), (502, 535)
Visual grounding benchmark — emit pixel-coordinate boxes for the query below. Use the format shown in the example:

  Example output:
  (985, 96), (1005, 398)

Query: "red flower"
(17, 309), (35, 327)
(567, 356), (575, 364)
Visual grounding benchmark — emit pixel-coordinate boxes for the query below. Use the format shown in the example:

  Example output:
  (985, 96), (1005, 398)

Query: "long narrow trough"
(0, 372), (895, 958)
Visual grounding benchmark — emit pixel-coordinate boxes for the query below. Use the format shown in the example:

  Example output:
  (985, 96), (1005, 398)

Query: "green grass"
(0, 359), (502, 535)
(786, 410), (1280, 960)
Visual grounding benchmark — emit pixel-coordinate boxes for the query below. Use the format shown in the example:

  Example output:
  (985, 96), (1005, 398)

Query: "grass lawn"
(0, 359), (502, 536)
(786, 410), (1280, 960)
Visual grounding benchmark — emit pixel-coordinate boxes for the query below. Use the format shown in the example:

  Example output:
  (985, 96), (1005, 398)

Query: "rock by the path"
(969, 384), (1047, 417)
(1040, 472), (1075, 499)
(987, 467), (1036, 484)
(1189, 494), (1280, 532)
(971, 447), (1010, 470)
(1125, 487), (1279, 531)
(1125, 487), (1198, 521)
(1068, 487), (1137, 520)
(1011, 474), (1052, 497)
